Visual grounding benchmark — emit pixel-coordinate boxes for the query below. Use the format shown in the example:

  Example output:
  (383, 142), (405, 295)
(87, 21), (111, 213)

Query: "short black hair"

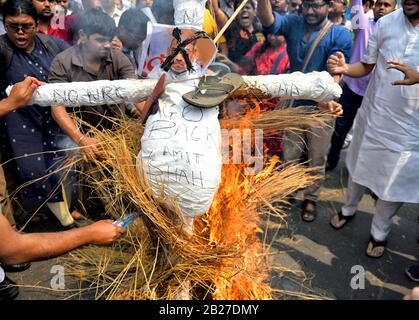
(119, 8), (149, 32)
(77, 8), (117, 38)
(2, 0), (38, 23)
(151, 0), (174, 24)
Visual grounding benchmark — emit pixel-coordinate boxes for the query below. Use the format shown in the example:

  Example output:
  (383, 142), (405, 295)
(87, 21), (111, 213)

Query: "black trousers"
(327, 83), (364, 168)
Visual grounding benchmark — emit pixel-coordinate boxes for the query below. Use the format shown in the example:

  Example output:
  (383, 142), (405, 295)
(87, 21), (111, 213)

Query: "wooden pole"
(213, 0), (249, 43)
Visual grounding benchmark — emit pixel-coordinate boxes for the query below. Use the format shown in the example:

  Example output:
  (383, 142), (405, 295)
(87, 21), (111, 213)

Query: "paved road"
(7, 151), (419, 300)
(271, 151), (419, 299)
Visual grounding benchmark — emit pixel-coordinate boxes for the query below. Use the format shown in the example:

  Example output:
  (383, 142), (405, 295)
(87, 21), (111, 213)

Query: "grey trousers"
(342, 176), (403, 241)
(283, 116), (334, 201)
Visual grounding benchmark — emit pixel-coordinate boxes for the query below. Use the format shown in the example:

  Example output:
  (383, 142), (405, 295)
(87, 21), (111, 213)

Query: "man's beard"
(39, 12), (53, 23)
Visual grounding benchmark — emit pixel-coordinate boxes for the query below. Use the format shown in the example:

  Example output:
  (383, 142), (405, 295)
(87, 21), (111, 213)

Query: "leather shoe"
(0, 275), (19, 300)
(0, 262), (31, 273)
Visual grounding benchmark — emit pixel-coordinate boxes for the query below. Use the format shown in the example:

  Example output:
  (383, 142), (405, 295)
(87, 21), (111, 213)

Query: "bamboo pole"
(214, 0), (249, 43)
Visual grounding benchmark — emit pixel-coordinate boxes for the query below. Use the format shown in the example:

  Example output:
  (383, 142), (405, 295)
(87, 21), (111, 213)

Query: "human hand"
(87, 220), (126, 245)
(327, 51), (347, 75)
(387, 60), (419, 86)
(111, 37), (124, 51)
(215, 54), (239, 73)
(79, 136), (100, 162)
(319, 100), (343, 118)
(131, 101), (145, 118)
(7, 77), (39, 109)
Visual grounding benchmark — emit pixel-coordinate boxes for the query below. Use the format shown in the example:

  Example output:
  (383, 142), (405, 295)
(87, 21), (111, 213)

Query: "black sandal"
(366, 235), (387, 259)
(330, 210), (355, 230)
(302, 199), (316, 222)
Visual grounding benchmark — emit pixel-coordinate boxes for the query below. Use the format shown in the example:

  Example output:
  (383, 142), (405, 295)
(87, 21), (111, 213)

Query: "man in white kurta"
(327, 4), (419, 258)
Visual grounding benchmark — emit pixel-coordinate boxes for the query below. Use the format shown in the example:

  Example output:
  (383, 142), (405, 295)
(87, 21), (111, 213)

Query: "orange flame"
(207, 99), (279, 300)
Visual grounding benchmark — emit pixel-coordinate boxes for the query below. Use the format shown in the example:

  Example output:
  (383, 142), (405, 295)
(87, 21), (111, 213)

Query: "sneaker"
(406, 265), (419, 282)
(0, 275), (19, 300)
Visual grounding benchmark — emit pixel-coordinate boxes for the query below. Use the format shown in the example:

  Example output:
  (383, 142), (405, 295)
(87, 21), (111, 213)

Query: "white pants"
(341, 176), (403, 241)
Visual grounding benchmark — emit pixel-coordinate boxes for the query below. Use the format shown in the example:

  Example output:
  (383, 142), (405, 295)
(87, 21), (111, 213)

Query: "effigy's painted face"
(167, 40), (197, 75)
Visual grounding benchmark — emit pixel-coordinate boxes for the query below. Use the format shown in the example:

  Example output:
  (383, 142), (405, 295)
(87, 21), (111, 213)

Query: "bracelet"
(77, 135), (86, 144)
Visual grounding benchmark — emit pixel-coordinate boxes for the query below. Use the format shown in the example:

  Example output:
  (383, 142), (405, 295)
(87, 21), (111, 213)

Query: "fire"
(207, 99), (279, 300)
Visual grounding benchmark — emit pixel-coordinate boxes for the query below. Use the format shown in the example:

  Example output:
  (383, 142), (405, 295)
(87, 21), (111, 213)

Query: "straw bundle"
(60, 106), (330, 300)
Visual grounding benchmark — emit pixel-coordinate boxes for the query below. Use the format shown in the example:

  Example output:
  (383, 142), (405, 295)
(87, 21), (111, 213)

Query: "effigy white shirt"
(137, 70), (222, 217)
(346, 9), (419, 203)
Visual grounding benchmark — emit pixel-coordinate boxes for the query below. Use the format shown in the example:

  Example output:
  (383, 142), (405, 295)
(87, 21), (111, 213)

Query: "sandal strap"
(197, 75), (234, 93)
(368, 236), (387, 248)
(197, 82), (234, 94)
(337, 210), (355, 222)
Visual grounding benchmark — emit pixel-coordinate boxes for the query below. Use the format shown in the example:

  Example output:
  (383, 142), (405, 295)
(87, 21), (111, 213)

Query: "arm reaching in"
(319, 100), (343, 118)
(0, 214), (125, 265)
(0, 77), (38, 117)
(51, 106), (100, 162)
(327, 51), (375, 79)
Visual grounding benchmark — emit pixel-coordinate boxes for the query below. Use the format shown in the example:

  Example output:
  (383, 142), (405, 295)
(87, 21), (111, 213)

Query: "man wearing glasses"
(257, 0), (352, 222)
(288, 0), (302, 15)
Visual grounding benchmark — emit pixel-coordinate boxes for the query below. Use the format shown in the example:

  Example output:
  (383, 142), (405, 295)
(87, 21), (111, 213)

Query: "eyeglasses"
(5, 23), (36, 33)
(301, 2), (328, 10)
(290, 2), (301, 7)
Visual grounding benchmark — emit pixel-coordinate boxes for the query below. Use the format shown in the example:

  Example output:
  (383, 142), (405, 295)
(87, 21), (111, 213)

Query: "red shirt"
(37, 17), (72, 43)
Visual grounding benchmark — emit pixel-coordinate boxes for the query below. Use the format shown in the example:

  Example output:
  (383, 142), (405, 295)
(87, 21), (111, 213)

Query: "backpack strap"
(36, 33), (62, 57)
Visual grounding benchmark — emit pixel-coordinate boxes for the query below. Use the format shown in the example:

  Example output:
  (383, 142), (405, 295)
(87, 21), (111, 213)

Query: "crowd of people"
(0, 0), (418, 300)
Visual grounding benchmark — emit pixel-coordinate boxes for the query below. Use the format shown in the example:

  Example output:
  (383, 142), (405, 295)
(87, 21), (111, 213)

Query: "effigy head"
(160, 27), (216, 75)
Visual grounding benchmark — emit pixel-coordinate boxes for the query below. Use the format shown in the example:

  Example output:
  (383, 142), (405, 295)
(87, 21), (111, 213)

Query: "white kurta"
(346, 9), (419, 203)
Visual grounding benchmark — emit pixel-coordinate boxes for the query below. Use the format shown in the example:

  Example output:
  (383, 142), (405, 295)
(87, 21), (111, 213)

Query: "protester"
(0, 0), (76, 228)
(0, 77), (126, 300)
(116, 8), (150, 75)
(288, 0), (302, 14)
(224, 0), (264, 64)
(101, 0), (123, 26)
(270, 0), (288, 14)
(328, 0), (351, 29)
(328, 2), (419, 258)
(32, 0), (72, 42)
(326, 0), (397, 171)
(49, 8), (135, 161)
(257, 0), (351, 222)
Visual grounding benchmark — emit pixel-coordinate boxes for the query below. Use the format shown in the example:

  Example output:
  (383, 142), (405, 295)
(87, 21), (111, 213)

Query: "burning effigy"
(7, 0), (342, 300)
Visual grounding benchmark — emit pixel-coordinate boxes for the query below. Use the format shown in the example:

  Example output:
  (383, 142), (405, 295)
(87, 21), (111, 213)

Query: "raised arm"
(257, 0), (275, 27)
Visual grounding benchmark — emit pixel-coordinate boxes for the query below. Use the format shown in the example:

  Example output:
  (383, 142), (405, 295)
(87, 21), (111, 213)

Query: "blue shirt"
(265, 13), (352, 73)
(265, 13), (352, 106)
